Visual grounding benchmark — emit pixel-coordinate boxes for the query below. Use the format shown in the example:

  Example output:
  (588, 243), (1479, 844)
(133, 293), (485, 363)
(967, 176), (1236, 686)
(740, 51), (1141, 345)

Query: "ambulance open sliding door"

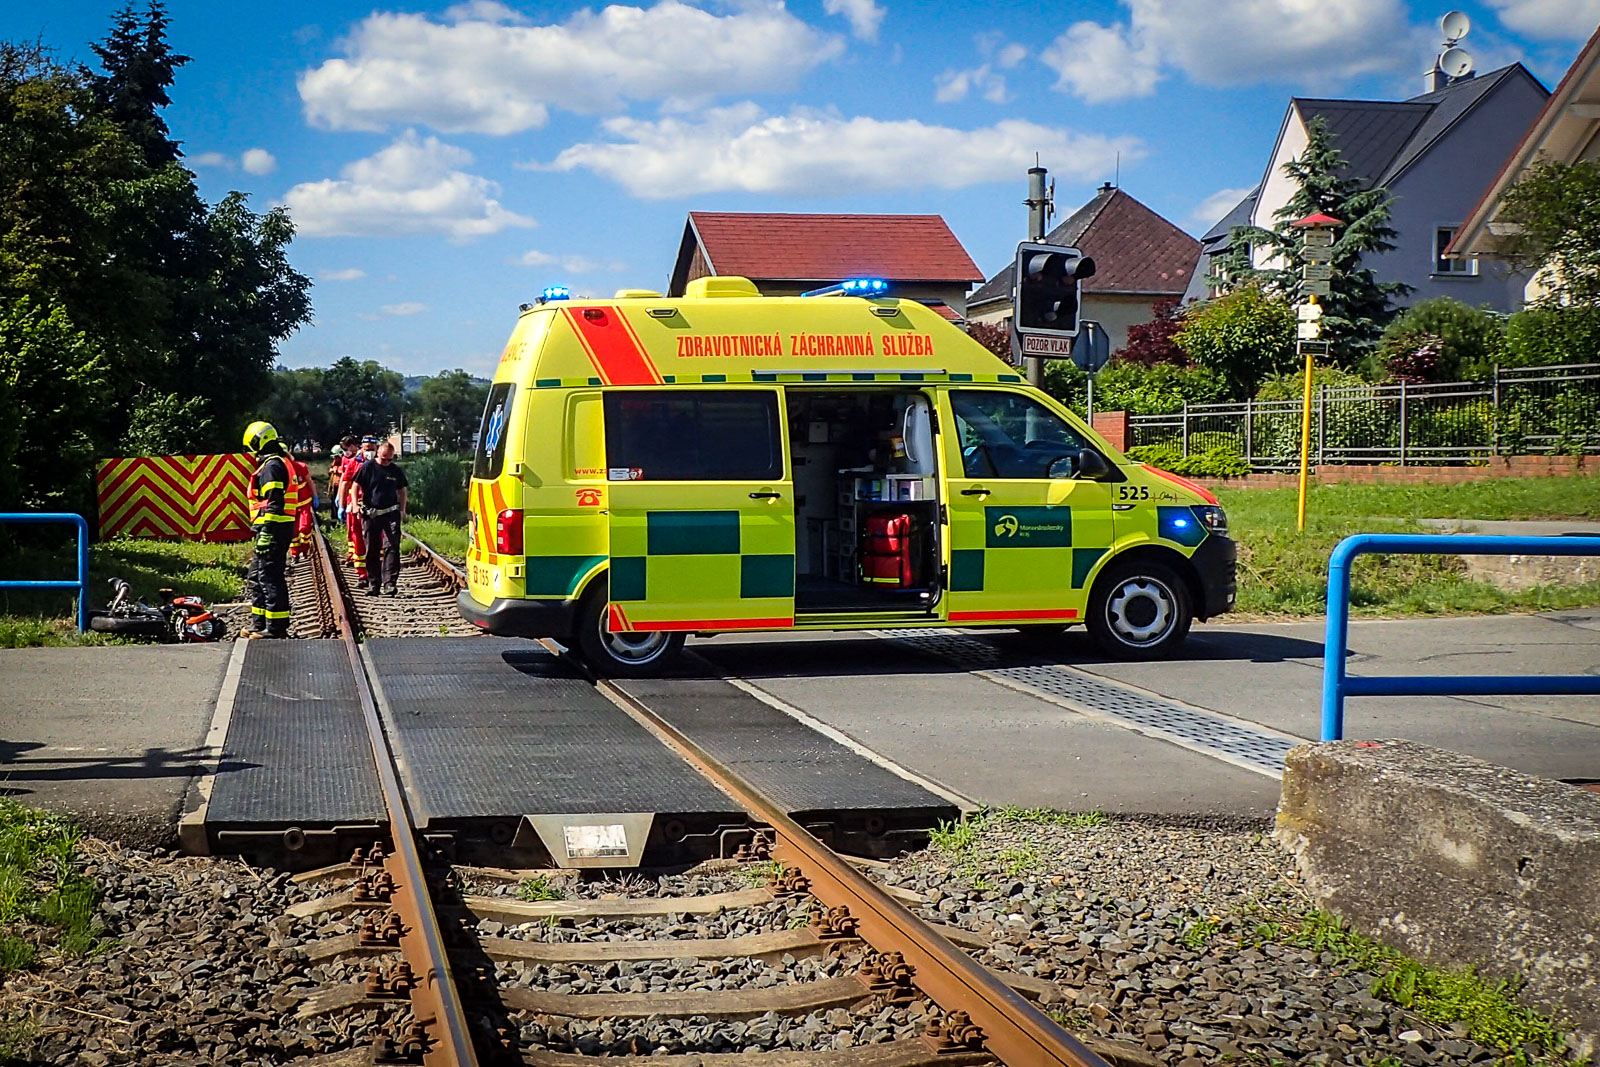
(601, 388), (796, 632)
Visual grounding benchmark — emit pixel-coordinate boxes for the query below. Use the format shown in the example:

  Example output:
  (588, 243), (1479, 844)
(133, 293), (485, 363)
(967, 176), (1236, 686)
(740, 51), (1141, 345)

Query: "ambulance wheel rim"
(1105, 576), (1176, 646)
(599, 622), (671, 664)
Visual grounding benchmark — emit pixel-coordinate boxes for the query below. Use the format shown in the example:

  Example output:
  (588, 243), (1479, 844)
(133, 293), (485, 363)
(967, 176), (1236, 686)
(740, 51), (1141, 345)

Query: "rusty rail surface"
(313, 524), (482, 1066)
(553, 649), (1109, 1067)
(404, 531), (467, 589)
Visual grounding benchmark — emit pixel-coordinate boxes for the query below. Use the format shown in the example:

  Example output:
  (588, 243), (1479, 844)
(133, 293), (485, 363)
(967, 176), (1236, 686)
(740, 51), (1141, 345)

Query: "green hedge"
(405, 452), (471, 523)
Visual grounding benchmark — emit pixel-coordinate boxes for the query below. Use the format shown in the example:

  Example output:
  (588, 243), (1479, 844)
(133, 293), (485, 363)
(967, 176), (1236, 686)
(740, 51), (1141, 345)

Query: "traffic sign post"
(1290, 213), (1341, 532)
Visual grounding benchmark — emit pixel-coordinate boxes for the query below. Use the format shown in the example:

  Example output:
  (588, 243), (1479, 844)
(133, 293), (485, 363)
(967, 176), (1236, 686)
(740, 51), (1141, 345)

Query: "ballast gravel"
(4, 825), (1580, 1066)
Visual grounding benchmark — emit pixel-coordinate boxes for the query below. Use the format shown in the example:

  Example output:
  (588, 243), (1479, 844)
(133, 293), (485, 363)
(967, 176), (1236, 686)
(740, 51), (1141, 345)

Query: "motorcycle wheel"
(87, 611), (169, 638)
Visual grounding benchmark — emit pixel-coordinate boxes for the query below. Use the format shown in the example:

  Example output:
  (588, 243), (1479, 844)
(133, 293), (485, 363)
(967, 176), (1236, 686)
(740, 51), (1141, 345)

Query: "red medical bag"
(861, 513), (916, 587)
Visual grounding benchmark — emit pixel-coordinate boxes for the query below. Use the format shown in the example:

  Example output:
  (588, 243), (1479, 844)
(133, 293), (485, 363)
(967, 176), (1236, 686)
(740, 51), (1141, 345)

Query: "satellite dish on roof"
(1439, 46), (1474, 77)
(1440, 10), (1470, 43)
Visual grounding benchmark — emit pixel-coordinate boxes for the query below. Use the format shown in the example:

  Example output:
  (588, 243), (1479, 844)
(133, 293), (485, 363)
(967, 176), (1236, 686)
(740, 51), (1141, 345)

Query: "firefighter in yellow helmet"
(243, 420), (296, 638)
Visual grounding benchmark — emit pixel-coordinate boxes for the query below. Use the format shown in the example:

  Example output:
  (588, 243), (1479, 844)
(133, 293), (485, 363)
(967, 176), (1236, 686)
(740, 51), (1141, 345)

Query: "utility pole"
(1022, 165), (1052, 387)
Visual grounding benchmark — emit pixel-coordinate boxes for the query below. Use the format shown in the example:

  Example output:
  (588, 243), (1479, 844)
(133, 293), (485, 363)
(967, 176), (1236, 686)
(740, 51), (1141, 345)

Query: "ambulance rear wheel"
(574, 590), (685, 678)
(1088, 561), (1191, 660)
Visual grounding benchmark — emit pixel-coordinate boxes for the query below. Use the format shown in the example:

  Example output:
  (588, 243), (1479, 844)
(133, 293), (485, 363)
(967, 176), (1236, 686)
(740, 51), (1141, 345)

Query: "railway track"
(282, 524), (1123, 1067)
(296, 522), (477, 638)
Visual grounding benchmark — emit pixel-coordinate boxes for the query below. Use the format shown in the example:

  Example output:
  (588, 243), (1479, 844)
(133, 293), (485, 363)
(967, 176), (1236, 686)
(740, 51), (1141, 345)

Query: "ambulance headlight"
(1193, 505), (1228, 535)
(842, 278), (889, 294)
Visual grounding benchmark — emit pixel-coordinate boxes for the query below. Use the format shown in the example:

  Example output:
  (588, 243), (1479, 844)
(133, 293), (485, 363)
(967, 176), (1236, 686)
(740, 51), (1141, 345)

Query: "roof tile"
(688, 212), (984, 283)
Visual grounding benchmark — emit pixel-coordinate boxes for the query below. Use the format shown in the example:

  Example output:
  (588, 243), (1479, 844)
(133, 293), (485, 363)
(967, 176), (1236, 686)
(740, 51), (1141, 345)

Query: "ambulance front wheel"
(1088, 560), (1192, 660)
(575, 589), (686, 678)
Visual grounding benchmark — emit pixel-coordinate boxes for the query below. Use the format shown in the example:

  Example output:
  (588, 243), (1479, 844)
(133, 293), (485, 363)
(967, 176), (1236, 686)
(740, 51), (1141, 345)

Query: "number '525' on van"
(456, 276), (1236, 676)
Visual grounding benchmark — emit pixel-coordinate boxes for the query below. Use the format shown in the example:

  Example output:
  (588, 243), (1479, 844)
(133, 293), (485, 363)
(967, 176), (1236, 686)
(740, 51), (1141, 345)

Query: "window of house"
(603, 390), (783, 481)
(1435, 227), (1478, 275)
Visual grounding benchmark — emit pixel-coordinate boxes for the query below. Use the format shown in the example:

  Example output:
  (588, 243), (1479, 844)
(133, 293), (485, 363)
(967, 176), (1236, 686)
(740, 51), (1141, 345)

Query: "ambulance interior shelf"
(787, 390), (940, 614)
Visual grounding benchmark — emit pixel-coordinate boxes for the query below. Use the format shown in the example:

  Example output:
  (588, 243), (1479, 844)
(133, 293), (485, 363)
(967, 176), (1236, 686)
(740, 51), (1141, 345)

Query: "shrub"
(1174, 286), (1297, 396)
(1126, 441), (1251, 478)
(1115, 297), (1188, 367)
(1045, 361), (1231, 414)
(1376, 298), (1505, 381)
(1502, 305), (1600, 368)
(404, 452), (470, 522)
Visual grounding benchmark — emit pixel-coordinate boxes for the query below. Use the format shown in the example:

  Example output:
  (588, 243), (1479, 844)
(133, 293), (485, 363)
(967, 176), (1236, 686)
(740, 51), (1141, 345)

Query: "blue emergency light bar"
(541, 285), (571, 302)
(801, 278), (890, 298)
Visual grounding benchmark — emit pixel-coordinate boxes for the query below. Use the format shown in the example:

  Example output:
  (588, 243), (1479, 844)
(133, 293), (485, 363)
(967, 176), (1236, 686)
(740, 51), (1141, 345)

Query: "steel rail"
(404, 531), (467, 588)
(313, 524), (482, 1067)
(576, 661), (1110, 1067)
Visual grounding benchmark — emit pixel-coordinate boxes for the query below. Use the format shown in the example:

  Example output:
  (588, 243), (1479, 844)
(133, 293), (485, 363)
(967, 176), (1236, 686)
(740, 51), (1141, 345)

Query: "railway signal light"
(1013, 242), (1096, 339)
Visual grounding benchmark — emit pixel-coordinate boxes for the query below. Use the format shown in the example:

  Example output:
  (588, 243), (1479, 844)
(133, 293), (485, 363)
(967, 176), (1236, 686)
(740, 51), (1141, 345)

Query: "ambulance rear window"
(604, 390), (782, 481)
(474, 383), (515, 479)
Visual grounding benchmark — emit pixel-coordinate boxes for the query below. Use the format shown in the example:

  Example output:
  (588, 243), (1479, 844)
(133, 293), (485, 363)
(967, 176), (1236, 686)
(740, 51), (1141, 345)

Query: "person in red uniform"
(286, 452), (316, 563)
(340, 435), (377, 587)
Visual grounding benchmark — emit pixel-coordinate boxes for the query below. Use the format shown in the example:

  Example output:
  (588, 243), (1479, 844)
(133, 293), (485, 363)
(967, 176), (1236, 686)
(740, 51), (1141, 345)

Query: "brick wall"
(1092, 410), (1129, 451)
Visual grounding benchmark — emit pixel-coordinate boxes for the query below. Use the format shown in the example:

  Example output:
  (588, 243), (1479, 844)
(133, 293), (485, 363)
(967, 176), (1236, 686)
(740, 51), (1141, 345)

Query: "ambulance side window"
(949, 390), (1088, 480)
(603, 390), (782, 481)
(474, 384), (515, 479)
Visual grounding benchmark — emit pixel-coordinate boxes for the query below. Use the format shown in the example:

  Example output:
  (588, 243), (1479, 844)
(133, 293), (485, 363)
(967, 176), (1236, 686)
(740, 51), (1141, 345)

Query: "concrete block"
(1276, 739), (1600, 1057)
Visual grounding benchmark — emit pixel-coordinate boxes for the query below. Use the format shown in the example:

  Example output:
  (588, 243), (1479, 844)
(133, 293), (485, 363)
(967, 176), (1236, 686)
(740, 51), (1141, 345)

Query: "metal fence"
(1127, 363), (1600, 469)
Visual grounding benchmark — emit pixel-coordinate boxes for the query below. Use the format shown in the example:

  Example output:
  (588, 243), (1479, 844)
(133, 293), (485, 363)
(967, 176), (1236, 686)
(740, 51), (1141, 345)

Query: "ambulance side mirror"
(1076, 449), (1111, 481)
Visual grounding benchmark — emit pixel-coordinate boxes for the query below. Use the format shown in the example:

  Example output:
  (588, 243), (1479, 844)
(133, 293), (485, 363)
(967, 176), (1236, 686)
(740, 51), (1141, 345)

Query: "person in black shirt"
(351, 442), (409, 596)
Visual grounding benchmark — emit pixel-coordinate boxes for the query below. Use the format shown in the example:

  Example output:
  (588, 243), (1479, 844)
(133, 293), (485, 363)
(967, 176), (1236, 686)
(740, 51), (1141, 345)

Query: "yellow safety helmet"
(243, 420), (280, 455)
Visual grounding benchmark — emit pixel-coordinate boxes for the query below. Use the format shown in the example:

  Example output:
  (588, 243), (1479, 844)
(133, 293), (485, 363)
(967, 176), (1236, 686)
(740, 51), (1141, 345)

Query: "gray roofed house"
(1203, 64), (1548, 312)
(1182, 186), (1259, 304)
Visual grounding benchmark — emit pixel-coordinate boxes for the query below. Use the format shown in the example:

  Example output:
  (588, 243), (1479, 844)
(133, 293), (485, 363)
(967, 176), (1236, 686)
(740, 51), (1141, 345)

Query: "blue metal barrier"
(1322, 533), (1600, 740)
(0, 512), (91, 632)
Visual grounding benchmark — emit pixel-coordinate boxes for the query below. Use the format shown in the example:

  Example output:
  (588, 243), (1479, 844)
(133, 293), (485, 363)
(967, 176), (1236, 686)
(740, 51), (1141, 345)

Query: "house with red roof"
(966, 184), (1200, 355)
(668, 212), (986, 319)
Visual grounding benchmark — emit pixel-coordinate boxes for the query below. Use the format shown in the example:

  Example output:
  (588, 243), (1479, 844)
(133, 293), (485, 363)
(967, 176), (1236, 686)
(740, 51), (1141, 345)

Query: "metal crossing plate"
(612, 674), (959, 820)
(363, 638), (738, 822)
(205, 640), (384, 825)
(883, 631), (1300, 777)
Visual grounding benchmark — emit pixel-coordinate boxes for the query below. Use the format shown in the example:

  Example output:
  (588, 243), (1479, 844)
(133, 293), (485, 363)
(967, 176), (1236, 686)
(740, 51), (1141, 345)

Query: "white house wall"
(1251, 107), (1309, 270)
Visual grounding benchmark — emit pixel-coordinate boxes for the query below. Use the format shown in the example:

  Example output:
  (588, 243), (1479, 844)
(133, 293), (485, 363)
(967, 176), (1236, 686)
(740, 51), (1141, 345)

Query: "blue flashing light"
(541, 285), (571, 302)
(842, 278), (889, 294)
(1157, 505), (1207, 548)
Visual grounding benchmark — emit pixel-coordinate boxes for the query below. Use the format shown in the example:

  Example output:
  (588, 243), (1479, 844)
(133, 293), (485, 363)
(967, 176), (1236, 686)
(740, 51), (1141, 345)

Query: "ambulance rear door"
(601, 387), (796, 632)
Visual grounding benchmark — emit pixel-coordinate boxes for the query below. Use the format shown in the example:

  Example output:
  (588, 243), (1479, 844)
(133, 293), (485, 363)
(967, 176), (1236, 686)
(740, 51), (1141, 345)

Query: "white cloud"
(443, 0), (530, 24)
(241, 148), (277, 175)
(282, 130), (536, 240)
(1041, 0), (1411, 103)
(545, 104), (1142, 198)
(318, 268), (367, 281)
(823, 0), (885, 42)
(1190, 186), (1254, 231)
(516, 250), (626, 273)
(191, 151), (232, 168)
(382, 302), (428, 316)
(1484, 0), (1600, 38)
(298, 1), (843, 134)
(934, 65), (1009, 104)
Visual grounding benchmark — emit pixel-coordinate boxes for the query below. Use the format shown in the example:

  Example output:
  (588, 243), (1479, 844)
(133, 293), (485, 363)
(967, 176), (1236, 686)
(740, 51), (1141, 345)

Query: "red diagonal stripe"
(561, 306), (661, 386)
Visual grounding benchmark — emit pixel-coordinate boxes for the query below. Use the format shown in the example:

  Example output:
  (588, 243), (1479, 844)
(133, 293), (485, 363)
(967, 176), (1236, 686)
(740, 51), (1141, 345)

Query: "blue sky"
(7, 0), (1596, 378)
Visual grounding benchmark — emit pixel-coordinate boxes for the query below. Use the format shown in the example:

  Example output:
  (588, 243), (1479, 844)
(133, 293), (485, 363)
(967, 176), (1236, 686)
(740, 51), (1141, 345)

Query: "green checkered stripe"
(529, 372), (1024, 389)
(948, 506), (1107, 593)
(608, 509), (794, 607)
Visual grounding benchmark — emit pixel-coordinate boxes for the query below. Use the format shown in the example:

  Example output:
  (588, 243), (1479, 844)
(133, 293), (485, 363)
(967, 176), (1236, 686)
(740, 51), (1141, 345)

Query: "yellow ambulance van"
(457, 276), (1236, 675)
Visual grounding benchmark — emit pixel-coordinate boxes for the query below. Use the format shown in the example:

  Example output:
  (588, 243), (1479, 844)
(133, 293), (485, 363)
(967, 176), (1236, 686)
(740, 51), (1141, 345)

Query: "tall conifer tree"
(89, 2), (190, 167)
(1220, 117), (1409, 367)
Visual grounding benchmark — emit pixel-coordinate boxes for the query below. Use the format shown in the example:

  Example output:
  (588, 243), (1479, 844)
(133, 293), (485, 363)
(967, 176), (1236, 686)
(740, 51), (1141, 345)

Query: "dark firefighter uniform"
(243, 420), (297, 638)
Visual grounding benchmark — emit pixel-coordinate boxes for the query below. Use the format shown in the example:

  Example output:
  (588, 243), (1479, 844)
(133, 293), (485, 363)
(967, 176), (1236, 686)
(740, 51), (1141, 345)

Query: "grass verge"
(1217, 476), (1600, 617)
(0, 800), (103, 978)
(929, 806), (1107, 884)
(406, 517), (469, 561)
(1256, 908), (1581, 1065)
(0, 535), (250, 648)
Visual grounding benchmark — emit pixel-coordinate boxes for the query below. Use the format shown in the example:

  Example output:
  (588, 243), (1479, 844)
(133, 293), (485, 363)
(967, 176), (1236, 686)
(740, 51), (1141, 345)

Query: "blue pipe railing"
(0, 512), (91, 632)
(1322, 533), (1600, 741)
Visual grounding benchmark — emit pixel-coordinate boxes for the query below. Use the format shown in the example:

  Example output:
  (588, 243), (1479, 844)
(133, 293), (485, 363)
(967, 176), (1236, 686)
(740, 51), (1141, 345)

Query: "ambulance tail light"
(496, 509), (524, 555)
